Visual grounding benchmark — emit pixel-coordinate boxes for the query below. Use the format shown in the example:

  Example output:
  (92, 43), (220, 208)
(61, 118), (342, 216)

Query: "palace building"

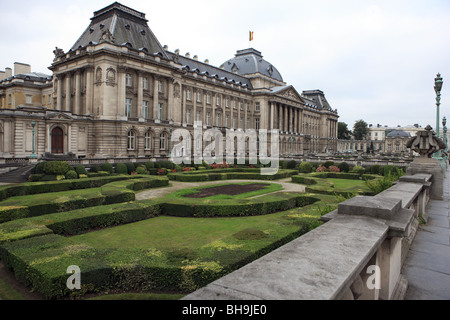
(0, 2), (339, 162)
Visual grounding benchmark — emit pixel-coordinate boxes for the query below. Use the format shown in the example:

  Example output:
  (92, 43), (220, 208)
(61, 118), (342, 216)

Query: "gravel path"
(135, 178), (305, 200)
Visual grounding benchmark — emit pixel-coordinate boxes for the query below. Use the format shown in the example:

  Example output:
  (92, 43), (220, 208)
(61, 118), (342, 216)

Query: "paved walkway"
(135, 178), (305, 200)
(403, 166), (450, 300)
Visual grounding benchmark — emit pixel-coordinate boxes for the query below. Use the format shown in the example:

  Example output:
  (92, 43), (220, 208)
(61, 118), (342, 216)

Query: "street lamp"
(30, 120), (37, 159)
(434, 73), (443, 138)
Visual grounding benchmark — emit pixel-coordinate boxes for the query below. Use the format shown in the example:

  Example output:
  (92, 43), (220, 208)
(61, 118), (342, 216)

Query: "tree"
(338, 122), (352, 140)
(353, 120), (368, 140)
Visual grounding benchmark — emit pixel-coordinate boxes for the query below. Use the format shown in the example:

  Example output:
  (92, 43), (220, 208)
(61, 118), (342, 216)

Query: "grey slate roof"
(70, 2), (168, 58)
(168, 52), (253, 89)
(387, 130), (411, 138)
(220, 48), (284, 82)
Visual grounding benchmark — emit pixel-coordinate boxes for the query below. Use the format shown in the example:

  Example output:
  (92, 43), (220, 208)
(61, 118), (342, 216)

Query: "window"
(247, 118), (250, 129)
(125, 74), (132, 87)
(206, 94), (211, 104)
(160, 133), (166, 150)
(247, 104), (250, 112)
(42, 95), (45, 105)
(240, 117), (243, 129)
(186, 89), (191, 101)
(197, 91), (202, 102)
(226, 97), (229, 108)
(255, 102), (260, 112)
(145, 131), (152, 150)
(125, 98), (132, 118)
(127, 131), (136, 150)
(142, 101), (149, 119)
(225, 115), (229, 127)
(216, 95), (221, 106)
(186, 109), (191, 124)
(196, 110), (201, 122)
(143, 77), (148, 90)
(8, 94), (11, 105)
(216, 113), (221, 126)
(206, 112), (211, 126)
(26, 95), (32, 105)
(255, 118), (260, 130)
(240, 102), (243, 111)
(232, 117), (236, 128)
(158, 80), (163, 93)
(233, 100), (237, 109)
(158, 103), (163, 120)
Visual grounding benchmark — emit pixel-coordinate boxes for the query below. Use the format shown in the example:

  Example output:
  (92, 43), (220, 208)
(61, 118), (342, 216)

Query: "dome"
(387, 130), (411, 138)
(220, 48), (283, 82)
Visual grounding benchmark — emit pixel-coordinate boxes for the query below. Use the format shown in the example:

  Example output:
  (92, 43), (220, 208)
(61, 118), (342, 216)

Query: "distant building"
(0, 2), (339, 161)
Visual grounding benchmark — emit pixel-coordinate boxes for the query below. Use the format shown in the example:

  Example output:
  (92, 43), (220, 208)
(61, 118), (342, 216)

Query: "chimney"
(185, 52), (190, 58)
(5, 67), (12, 78)
(0, 71), (5, 81)
(193, 55), (198, 61)
(175, 49), (180, 55)
(14, 62), (31, 75)
(163, 45), (168, 51)
(204, 59), (209, 64)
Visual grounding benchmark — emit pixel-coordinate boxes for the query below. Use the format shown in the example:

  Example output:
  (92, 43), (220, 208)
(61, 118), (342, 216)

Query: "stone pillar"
(85, 67), (93, 115)
(168, 79), (174, 122)
(137, 72), (143, 119)
(202, 91), (206, 127)
(153, 76), (159, 121)
(378, 237), (403, 300)
(117, 70), (126, 117)
(181, 86), (186, 125)
(74, 71), (81, 115)
(270, 101), (274, 130)
(65, 73), (71, 112)
(284, 105), (288, 133)
(57, 75), (62, 111)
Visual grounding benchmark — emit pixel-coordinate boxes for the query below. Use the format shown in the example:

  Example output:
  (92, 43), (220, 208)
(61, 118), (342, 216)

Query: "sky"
(1, 0), (450, 130)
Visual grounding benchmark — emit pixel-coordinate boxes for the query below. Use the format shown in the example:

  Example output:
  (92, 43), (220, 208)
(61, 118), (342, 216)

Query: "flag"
(249, 31), (254, 41)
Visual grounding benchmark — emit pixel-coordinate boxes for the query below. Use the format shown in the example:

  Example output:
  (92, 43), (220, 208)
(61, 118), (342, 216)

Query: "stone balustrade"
(183, 172), (432, 300)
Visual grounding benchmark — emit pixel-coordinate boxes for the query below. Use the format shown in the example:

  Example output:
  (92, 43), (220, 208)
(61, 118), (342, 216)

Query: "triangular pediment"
(271, 86), (304, 103)
(46, 112), (75, 120)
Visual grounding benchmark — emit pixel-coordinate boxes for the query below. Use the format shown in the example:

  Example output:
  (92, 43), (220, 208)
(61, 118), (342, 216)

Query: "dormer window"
(125, 24), (130, 30)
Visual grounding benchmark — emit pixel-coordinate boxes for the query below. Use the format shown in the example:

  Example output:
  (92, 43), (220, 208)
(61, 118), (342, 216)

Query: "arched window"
(145, 131), (152, 150)
(159, 132), (166, 150)
(51, 126), (64, 154)
(127, 130), (136, 150)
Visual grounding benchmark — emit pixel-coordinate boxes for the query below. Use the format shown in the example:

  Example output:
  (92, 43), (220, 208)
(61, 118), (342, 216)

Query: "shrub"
(28, 174), (44, 182)
(145, 161), (155, 170)
(65, 170), (78, 180)
(75, 165), (87, 175)
(350, 166), (365, 175)
(136, 166), (148, 175)
(328, 165), (340, 172)
(43, 161), (70, 175)
(323, 161), (334, 169)
(337, 162), (350, 173)
(125, 163), (135, 174)
(34, 162), (45, 174)
(287, 160), (297, 169)
(101, 163), (113, 174)
(316, 165), (327, 172)
(115, 163), (128, 174)
(298, 162), (313, 173)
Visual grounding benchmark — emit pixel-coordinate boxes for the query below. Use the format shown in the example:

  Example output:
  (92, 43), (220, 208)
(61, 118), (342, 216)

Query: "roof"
(70, 2), (168, 58)
(387, 130), (411, 138)
(301, 90), (334, 111)
(168, 52), (253, 89)
(220, 48), (283, 82)
(0, 72), (52, 84)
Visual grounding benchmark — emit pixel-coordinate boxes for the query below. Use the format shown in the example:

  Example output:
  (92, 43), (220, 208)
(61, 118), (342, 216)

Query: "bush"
(43, 161), (70, 175)
(125, 163), (135, 175)
(328, 166), (340, 172)
(323, 161), (334, 169)
(350, 166), (365, 175)
(287, 160), (297, 169)
(298, 162), (313, 173)
(101, 163), (113, 174)
(316, 165), (327, 172)
(34, 162), (45, 174)
(75, 165), (87, 175)
(115, 163), (128, 175)
(65, 170), (78, 180)
(136, 166), (148, 175)
(145, 161), (155, 170)
(337, 162), (350, 173)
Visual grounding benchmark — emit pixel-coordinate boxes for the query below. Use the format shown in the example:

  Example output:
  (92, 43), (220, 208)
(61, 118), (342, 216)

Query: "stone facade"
(0, 2), (339, 161)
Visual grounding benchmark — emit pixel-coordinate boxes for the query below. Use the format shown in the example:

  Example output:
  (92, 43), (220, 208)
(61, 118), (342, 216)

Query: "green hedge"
(0, 177), (169, 223)
(159, 193), (319, 218)
(0, 175), (140, 202)
(168, 169), (297, 182)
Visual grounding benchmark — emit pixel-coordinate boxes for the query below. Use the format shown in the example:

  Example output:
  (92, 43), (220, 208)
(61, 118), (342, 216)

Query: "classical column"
(57, 75), (62, 111)
(153, 75), (159, 121)
(237, 99), (241, 129)
(85, 67), (93, 115)
(65, 73), (71, 112)
(181, 86), (186, 125)
(117, 69), (126, 117)
(168, 79), (174, 121)
(293, 108), (297, 134)
(211, 93), (215, 127)
(270, 101), (274, 130)
(74, 70), (81, 115)
(284, 105), (288, 133)
(202, 90), (206, 127)
(137, 72), (143, 119)
(193, 89), (197, 125)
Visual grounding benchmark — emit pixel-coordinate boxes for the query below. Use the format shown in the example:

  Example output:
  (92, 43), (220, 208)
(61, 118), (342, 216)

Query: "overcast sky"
(1, 0), (450, 130)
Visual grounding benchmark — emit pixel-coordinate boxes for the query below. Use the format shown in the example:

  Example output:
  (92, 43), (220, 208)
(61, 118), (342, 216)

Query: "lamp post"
(443, 117), (448, 165)
(30, 120), (37, 159)
(168, 119), (173, 160)
(433, 73), (445, 169)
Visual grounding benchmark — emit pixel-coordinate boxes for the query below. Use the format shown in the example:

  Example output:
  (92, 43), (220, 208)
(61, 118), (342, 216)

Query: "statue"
(53, 47), (65, 60)
(406, 125), (446, 158)
(99, 29), (115, 44)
